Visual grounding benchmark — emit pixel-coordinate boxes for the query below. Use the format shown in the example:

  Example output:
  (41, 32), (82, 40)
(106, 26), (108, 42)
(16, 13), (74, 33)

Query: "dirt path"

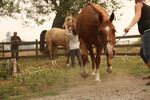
(31, 75), (150, 100)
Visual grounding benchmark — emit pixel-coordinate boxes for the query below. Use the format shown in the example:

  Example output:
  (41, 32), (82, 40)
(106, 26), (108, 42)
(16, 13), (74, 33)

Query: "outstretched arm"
(124, 3), (143, 33)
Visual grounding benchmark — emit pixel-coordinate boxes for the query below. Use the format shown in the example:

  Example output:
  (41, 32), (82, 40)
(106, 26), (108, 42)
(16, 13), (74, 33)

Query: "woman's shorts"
(140, 29), (150, 63)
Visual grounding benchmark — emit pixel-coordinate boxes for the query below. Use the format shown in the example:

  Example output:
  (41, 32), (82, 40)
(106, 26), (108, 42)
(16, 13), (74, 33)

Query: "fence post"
(35, 39), (38, 59)
(2, 41), (4, 58)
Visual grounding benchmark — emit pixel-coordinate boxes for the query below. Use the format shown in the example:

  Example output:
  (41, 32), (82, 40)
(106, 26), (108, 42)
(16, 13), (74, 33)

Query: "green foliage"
(0, 0), (21, 16)
(0, 0), (123, 25)
(0, 84), (20, 99)
(0, 56), (148, 99)
(111, 56), (150, 76)
(133, 38), (141, 44)
(0, 60), (12, 80)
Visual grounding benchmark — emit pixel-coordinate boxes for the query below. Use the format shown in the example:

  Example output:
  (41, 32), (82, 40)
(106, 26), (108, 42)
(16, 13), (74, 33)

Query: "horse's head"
(98, 12), (116, 58)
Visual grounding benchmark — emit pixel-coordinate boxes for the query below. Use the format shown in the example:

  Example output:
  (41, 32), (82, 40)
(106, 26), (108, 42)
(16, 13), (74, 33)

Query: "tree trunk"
(52, 13), (65, 28)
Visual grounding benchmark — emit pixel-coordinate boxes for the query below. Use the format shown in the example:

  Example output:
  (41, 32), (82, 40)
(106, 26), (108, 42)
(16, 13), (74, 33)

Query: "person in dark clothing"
(11, 32), (22, 60)
(124, 0), (150, 85)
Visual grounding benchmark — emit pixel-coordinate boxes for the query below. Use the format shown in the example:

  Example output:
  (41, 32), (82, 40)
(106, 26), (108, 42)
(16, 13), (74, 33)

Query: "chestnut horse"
(64, 3), (116, 81)
(40, 28), (70, 66)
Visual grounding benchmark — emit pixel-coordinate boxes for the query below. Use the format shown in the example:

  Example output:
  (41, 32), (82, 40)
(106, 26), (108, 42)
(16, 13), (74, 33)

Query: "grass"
(0, 56), (149, 100)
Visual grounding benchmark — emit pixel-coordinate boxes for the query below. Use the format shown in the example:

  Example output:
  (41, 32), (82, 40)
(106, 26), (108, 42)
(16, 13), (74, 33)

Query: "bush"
(0, 60), (12, 80)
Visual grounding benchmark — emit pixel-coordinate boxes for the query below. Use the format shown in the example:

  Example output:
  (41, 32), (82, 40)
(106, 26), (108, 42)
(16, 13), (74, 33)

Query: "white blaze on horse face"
(104, 25), (114, 58)
(106, 42), (114, 58)
(105, 25), (111, 33)
(104, 25), (111, 41)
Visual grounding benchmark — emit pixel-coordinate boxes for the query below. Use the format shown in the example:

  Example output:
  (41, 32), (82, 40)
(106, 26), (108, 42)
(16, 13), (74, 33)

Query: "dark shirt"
(11, 36), (22, 51)
(138, 3), (150, 34)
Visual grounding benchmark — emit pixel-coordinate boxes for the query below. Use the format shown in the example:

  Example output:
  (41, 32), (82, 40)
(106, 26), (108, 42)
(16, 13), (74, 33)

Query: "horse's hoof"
(95, 78), (101, 82)
(67, 63), (70, 67)
(80, 72), (89, 78)
(91, 72), (96, 76)
(107, 67), (112, 73)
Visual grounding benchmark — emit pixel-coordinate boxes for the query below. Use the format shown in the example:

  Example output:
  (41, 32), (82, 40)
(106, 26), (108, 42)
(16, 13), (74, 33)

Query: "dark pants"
(68, 49), (83, 67)
(140, 29), (150, 63)
(11, 50), (19, 60)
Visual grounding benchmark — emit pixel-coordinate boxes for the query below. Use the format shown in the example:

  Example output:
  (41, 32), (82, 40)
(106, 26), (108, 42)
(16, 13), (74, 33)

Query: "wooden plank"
(0, 35), (142, 60)
(35, 39), (38, 59)
(115, 44), (140, 47)
(116, 35), (141, 39)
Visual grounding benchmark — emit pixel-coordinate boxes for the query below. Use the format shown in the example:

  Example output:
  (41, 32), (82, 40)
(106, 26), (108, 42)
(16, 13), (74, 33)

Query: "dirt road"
(31, 75), (150, 100)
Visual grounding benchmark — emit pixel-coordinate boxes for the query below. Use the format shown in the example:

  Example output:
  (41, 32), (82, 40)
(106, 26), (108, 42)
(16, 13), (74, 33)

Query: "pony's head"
(63, 15), (77, 35)
(63, 15), (77, 29)
(98, 12), (116, 58)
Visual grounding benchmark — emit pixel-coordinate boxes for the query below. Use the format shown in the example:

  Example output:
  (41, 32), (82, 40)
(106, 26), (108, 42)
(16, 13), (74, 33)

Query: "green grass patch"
(0, 56), (149, 99)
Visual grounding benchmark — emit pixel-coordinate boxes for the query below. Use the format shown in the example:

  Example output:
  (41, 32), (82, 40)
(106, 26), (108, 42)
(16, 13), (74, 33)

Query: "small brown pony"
(40, 28), (70, 66)
(64, 3), (116, 81)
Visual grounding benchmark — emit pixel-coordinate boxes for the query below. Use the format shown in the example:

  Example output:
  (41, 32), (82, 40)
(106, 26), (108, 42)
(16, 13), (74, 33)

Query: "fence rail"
(0, 35), (141, 60)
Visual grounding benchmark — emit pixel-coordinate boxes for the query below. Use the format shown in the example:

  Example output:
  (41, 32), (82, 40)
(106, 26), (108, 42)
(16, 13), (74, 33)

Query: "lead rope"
(115, 32), (128, 45)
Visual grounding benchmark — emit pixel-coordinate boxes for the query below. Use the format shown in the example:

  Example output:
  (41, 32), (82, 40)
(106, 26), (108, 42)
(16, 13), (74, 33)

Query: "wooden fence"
(0, 35), (141, 60)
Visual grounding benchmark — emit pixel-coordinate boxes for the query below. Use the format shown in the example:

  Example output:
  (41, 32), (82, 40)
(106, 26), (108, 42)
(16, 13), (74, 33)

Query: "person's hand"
(124, 27), (130, 33)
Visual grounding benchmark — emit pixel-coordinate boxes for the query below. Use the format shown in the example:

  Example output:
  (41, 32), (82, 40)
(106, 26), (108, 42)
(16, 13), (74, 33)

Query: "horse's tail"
(40, 30), (47, 52)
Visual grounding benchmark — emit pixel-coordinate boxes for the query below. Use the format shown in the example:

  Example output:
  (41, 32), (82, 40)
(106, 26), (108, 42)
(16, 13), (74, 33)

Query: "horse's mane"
(72, 27), (77, 35)
(87, 3), (109, 21)
(64, 15), (77, 35)
(71, 16), (77, 35)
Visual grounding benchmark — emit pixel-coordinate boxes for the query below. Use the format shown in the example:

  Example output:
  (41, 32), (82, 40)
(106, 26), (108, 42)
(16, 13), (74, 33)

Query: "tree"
(0, 0), (123, 28)
(0, 0), (21, 16)
(45, 0), (123, 28)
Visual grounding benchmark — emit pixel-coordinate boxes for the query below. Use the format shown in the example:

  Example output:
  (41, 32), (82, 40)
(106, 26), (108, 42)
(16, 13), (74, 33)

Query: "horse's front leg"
(52, 45), (58, 66)
(106, 55), (113, 73)
(47, 41), (55, 66)
(79, 38), (88, 73)
(88, 46), (95, 75)
(105, 42), (115, 73)
(95, 47), (102, 81)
